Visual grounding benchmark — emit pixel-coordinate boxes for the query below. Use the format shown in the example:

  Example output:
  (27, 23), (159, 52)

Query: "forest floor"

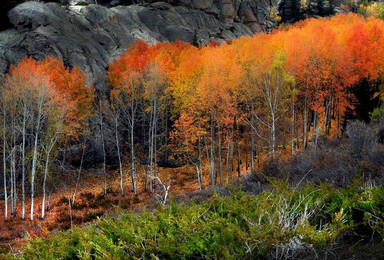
(0, 162), (247, 253)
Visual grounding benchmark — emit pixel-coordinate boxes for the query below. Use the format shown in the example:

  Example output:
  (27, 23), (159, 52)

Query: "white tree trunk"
(30, 100), (43, 221)
(41, 150), (51, 219)
(210, 118), (215, 187)
(21, 106), (27, 220)
(130, 114), (136, 194)
(2, 105), (8, 221)
(115, 116), (124, 197)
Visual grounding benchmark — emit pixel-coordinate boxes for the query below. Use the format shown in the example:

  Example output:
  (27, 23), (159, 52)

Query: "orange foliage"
(108, 13), (384, 150)
(39, 57), (94, 135)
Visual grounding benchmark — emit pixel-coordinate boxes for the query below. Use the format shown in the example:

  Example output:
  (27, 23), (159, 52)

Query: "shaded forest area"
(1, 12), (384, 256)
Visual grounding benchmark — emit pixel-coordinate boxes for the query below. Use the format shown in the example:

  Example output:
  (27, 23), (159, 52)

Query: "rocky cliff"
(0, 0), (278, 86)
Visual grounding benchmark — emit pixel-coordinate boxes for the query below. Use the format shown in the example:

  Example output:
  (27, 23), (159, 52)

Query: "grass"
(4, 177), (384, 259)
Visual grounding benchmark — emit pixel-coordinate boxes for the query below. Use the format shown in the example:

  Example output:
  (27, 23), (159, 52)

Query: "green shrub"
(7, 182), (384, 259)
(370, 107), (384, 123)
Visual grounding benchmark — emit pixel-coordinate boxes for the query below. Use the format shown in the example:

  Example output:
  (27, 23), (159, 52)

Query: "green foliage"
(358, 2), (384, 19)
(7, 183), (384, 259)
(370, 107), (384, 123)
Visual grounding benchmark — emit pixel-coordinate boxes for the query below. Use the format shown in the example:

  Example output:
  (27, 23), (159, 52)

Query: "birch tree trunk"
(218, 132), (222, 186)
(226, 138), (230, 184)
(197, 136), (203, 190)
(30, 95), (44, 221)
(11, 146), (17, 217)
(210, 117), (215, 187)
(303, 98), (308, 149)
(271, 110), (276, 158)
(10, 149), (14, 217)
(2, 104), (7, 221)
(101, 119), (107, 195)
(21, 105), (27, 220)
(251, 105), (256, 174)
(312, 110), (318, 146)
(236, 121), (241, 178)
(324, 97), (329, 133)
(148, 105), (155, 193)
(291, 102), (295, 156)
(41, 143), (55, 219)
(130, 101), (136, 194)
(114, 116), (124, 197)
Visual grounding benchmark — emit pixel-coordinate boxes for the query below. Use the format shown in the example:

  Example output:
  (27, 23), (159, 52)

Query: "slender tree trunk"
(328, 97), (333, 135)
(3, 106), (7, 221)
(324, 97), (329, 134)
(236, 121), (241, 178)
(226, 138), (230, 184)
(197, 136), (203, 190)
(291, 102), (295, 156)
(30, 101), (43, 221)
(337, 102), (340, 139)
(147, 106), (153, 193)
(145, 108), (152, 192)
(312, 110), (318, 146)
(210, 117), (215, 187)
(148, 95), (157, 194)
(21, 106), (26, 220)
(41, 146), (53, 219)
(251, 108), (255, 174)
(230, 129), (234, 181)
(149, 107), (154, 193)
(271, 111), (276, 158)
(30, 131), (40, 221)
(204, 136), (211, 177)
(153, 111), (157, 180)
(41, 122), (60, 218)
(303, 98), (308, 149)
(10, 111), (15, 217)
(218, 132), (222, 186)
(100, 115), (107, 195)
(10, 150), (14, 217)
(130, 105), (136, 194)
(11, 147), (16, 217)
(296, 108), (300, 150)
(237, 137), (241, 178)
(115, 116), (124, 197)
(245, 133), (249, 171)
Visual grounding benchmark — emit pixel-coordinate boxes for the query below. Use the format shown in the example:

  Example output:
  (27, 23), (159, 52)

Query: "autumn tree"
(108, 40), (150, 194)
(1, 56), (93, 221)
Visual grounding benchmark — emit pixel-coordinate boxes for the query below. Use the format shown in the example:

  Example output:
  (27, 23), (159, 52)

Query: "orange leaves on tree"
(6, 56), (94, 140)
(39, 57), (94, 134)
(108, 13), (384, 151)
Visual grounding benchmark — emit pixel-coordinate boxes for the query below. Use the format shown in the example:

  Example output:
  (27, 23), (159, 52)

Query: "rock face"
(0, 0), (278, 86)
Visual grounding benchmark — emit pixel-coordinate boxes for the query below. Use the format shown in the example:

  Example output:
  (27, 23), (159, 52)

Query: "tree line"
(1, 13), (384, 221)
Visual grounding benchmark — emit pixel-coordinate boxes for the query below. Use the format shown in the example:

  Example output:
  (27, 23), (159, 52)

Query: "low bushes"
(5, 180), (384, 259)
